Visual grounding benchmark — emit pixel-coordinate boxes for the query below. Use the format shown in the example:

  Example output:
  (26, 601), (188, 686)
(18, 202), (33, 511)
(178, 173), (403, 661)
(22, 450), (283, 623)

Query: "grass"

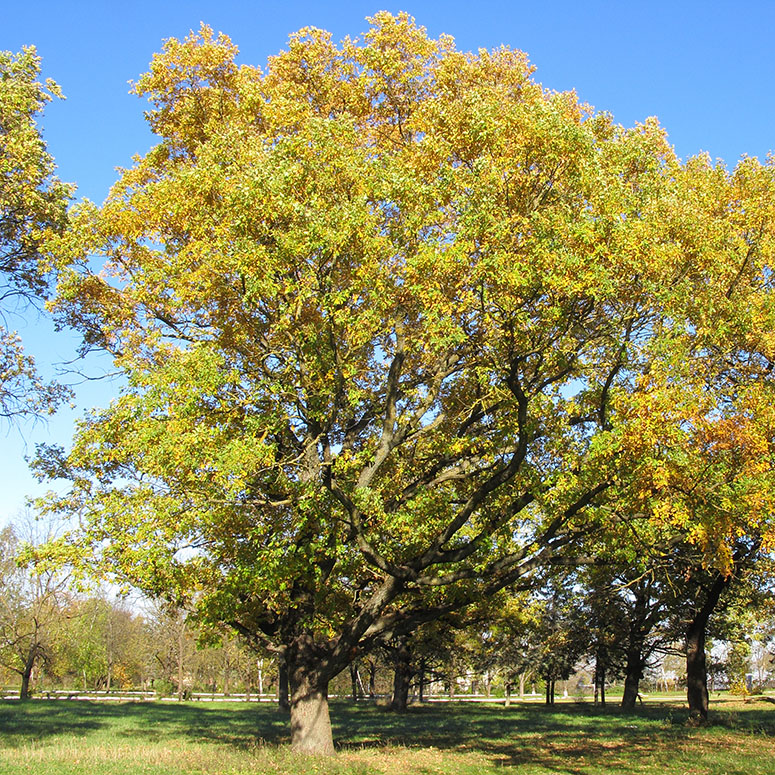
(0, 695), (773, 774)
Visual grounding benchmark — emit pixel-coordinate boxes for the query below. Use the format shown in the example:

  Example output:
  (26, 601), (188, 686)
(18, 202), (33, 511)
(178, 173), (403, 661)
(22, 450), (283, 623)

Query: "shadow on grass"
(333, 701), (775, 774)
(0, 699), (290, 749)
(1, 697), (773, 773)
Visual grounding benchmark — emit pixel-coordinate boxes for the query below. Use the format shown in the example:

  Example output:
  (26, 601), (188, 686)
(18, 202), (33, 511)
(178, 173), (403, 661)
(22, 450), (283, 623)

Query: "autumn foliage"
(37, 14), (775, 752)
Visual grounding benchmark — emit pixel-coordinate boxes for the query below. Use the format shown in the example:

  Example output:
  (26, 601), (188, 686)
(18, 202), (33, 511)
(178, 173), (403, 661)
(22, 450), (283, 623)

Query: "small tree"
(0, 522), (68, 698)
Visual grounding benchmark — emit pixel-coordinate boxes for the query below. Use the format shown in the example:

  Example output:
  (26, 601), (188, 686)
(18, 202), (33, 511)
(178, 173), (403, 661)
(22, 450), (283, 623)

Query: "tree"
(38, 15), (775, 753)
(145, 604), (196, 700)
(0, 47), (71, 420)
(527, 573), (589, 705)
(56, 594), (147, 690)
(0, 521), (68, 698)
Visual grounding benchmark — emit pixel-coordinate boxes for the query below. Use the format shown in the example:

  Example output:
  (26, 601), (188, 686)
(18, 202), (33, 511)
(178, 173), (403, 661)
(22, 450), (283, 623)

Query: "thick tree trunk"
(621, 646), (644, 710)
(686, 620), (709, 719)
(287, 639), (335, 755)
(686, 573), (730, 721)
(390, 638), (412, 712)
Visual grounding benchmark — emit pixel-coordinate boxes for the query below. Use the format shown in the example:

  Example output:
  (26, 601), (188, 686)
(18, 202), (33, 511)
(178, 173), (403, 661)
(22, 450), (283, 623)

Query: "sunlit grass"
(0, 695), (773, 774)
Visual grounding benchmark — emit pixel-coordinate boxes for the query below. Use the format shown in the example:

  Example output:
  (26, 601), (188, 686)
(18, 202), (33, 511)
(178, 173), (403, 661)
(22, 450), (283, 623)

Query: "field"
(0, 696), (773, 775)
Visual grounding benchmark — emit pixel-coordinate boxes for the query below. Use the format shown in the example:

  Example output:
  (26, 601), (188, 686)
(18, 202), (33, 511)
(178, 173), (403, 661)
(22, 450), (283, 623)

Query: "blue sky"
(2, 0), (775, 525)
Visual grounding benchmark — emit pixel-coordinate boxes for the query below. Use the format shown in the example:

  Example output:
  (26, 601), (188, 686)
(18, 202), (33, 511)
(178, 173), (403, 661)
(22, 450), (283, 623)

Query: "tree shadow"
(0, 699), (290, 749)
(1, 696), (772, 774)
(332, 700), (775, 773)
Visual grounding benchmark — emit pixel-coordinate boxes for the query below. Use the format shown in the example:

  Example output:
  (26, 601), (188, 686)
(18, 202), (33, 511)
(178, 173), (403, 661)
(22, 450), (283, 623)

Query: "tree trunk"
(418, 657), (426, 703)
(349, 663), (359, 702)
(287, 641), (335, 755)
(177, 622), (185, 702)
(686, 617), (709, 719)
(390, 638), (412, 712)
(223, 659), (231, 696)
(686, 573), (731, 721)
(278, 657), (290, 713)
(368, 660), (376, 698)
(19, 647), (36, 700)
(593, 652), (606, 707)
(621, 646), (644, 710)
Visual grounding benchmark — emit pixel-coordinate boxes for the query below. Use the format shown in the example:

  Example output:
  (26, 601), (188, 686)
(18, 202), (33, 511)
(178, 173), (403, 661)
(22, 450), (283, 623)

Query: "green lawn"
(0, 697), (773, 774)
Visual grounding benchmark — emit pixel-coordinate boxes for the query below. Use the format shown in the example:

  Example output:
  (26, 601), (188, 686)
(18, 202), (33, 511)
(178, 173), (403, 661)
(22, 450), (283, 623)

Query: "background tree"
(37, 14), (775, 753)
(145, 604), (196, 699)
(0, 520), (68, 698)
(0, 47), (71, 420)
(527, 573), (589, 705)
(56, 593), (147, 690)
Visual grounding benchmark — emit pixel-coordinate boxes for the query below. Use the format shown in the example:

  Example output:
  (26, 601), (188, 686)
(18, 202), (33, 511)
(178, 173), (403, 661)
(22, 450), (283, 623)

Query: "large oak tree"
(38, 14), (775, 752)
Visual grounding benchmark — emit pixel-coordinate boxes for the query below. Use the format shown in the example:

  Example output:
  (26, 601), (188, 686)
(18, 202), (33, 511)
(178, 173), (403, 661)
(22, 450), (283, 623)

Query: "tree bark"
(287, 638), (335, 755)
(19, 647), (36, 701)
(390, 637), (412, 712)
(368, 660), (376, 699)
(277, 657), (290, 713)
(177, 622), (185, 702)
(621, 646), (644, 710)
(223, 658), (231, 696)
(349, 663), (359, 702)
(686, 618), (709, 719)
(545, 676), (556, 705)
(686, 573), (731, 721)
(593, 655), (601, 705)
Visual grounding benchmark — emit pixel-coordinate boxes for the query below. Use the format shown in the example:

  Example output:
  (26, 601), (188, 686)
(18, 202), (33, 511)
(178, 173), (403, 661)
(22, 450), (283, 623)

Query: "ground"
(0, 695), (773, 774)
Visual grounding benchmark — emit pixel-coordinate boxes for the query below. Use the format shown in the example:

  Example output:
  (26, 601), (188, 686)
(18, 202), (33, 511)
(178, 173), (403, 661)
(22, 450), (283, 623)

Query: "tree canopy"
(38, 13), (775, 752)
(0, 47), (71, 420)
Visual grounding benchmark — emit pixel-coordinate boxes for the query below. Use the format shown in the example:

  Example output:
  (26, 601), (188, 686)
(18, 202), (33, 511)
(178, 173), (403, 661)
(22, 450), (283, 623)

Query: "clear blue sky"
(3, 0), (775, 525)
